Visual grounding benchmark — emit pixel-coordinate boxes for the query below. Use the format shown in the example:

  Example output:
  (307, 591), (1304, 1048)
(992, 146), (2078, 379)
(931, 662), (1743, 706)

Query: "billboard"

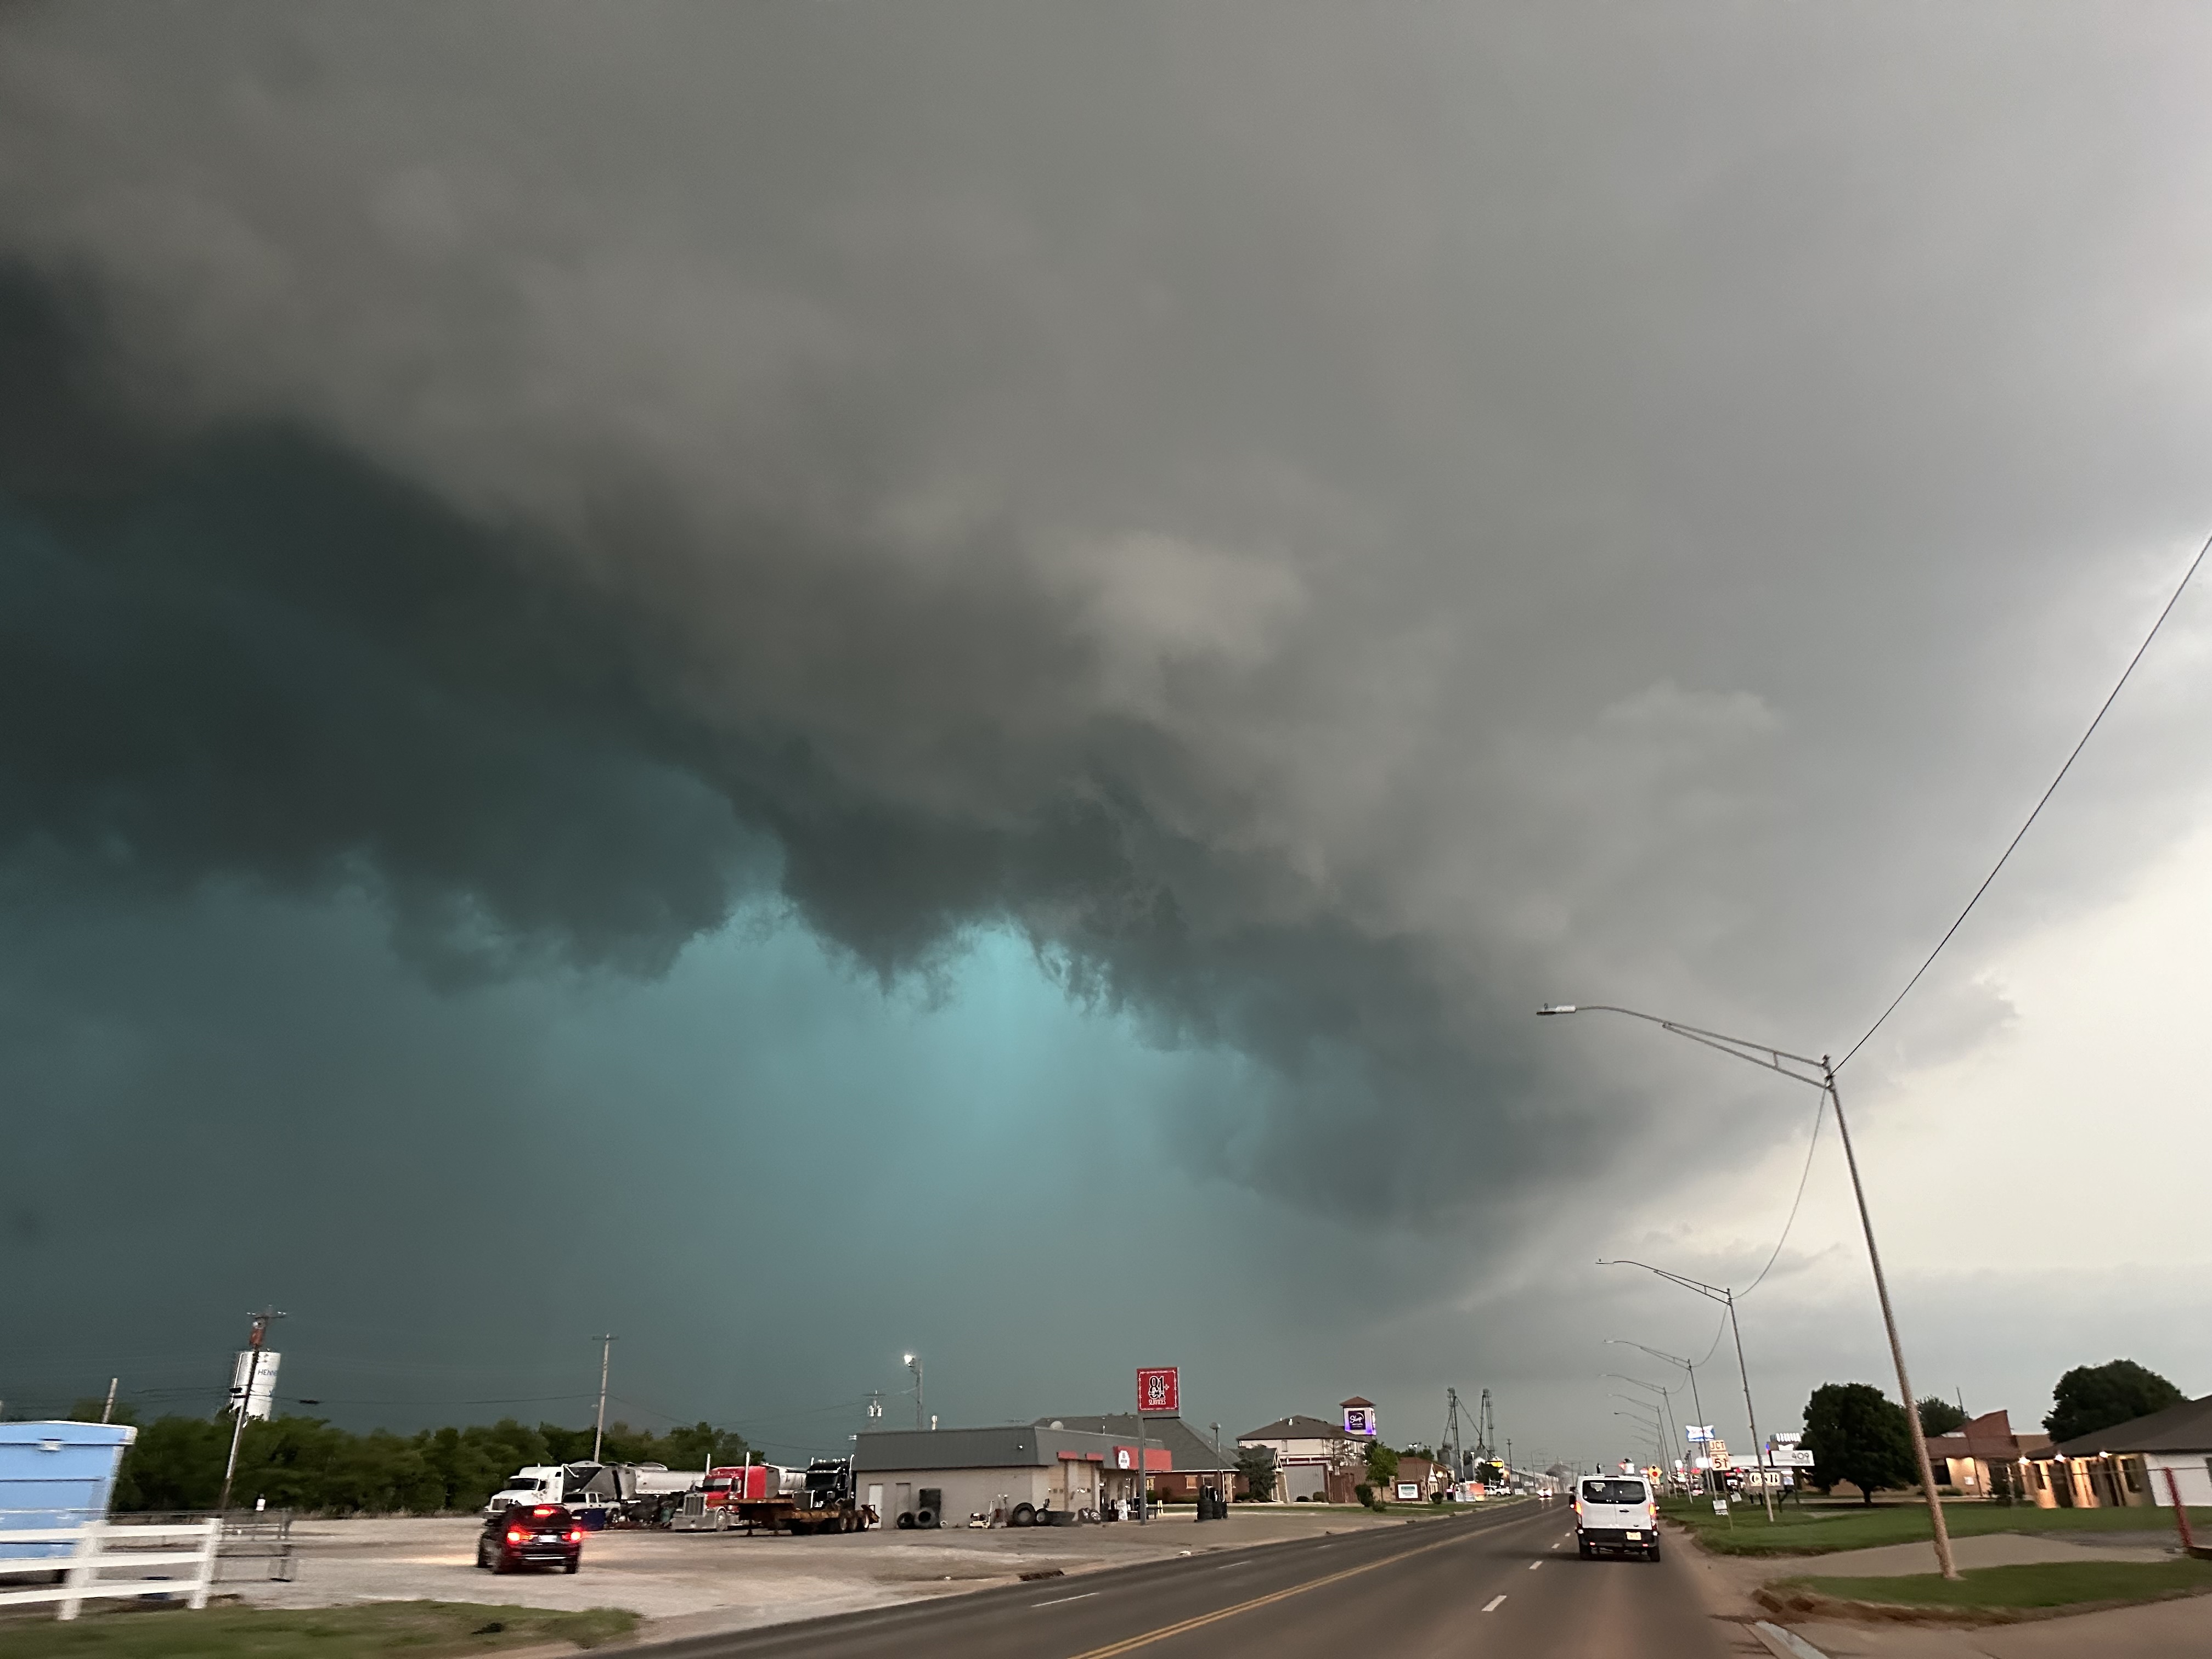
(230, 1350), (281, 1421)
(1684, 1425), (1714, 1443)
(1342, 1404), (1376, 1438)
(1137, 1368), (1180, 1414)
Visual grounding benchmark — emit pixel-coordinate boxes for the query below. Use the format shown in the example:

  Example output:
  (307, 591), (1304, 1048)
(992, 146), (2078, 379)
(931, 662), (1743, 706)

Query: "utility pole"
(1544, 1005), (1957, 1576)
(592, 1335), (615, 1464)
(904, 1355), (923, 1430)
(218, 1308), (285, 1513)
(101, 1378), (118, 1425)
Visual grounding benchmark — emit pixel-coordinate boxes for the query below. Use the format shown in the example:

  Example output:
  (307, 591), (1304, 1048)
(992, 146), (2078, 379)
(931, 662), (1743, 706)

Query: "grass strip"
(0, 1599), (637, 1658)
(1768, 1556), (2212, 1613)
(1661, 1496), (2212, 1557)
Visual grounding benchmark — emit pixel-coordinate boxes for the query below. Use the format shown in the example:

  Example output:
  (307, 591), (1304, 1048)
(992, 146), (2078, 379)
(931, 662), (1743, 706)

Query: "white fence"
(0, 1520), (222, 1620)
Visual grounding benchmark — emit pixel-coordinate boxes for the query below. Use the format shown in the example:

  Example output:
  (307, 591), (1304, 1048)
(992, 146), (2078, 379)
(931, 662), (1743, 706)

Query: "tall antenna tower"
(1443, 1389), (1469, 1479)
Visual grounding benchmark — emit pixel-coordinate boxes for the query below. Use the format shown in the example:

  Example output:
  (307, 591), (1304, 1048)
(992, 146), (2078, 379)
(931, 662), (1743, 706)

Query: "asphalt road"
(644, 1503), (1765, 1659)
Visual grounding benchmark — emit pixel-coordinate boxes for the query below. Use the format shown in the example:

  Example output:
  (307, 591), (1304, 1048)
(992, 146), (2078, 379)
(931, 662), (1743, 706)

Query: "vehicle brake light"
(532, 1505), (558, 1516)
(506, 1528), (529, 1544)
(567, 1529), (585, 1543)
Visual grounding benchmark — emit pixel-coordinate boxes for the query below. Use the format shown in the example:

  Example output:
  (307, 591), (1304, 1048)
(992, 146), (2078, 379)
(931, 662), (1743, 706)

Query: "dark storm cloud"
(0, 264), (1556, 1219)
(2, 0), (2210, 1254)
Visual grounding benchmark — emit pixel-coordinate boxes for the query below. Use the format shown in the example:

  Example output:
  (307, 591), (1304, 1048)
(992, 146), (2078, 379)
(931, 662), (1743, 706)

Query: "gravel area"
(229, 1504), (1503, 1641)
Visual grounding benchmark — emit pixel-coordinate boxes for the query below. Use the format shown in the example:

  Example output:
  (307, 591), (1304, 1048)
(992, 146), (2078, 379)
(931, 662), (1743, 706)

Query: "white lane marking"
(1528, 1561), (1542, 1570)
(1481, 1594), (1506, 1612)
(1548, 1541), (1560, 1549)
(1033, 1592), (1099, 1606)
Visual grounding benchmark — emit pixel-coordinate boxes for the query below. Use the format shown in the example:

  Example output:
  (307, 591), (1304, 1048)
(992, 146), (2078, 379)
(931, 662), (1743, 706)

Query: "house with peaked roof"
(1238, 1411), (1364, 1503)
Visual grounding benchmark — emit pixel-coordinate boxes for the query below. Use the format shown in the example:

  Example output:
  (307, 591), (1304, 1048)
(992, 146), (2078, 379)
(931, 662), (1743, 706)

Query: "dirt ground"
(228, 1503), (1481, 1643)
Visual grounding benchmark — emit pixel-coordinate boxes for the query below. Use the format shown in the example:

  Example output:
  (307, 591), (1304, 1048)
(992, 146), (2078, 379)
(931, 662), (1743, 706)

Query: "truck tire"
(896, 1512), (915, 1530)
(1009, 1504), (1035, 1527)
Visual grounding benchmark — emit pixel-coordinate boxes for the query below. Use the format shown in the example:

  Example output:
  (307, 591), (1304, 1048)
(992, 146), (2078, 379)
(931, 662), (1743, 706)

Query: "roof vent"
(1049, 1420), (1064, 1430)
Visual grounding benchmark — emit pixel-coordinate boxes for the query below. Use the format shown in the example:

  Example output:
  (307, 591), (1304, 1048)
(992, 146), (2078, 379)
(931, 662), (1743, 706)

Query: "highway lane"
(647, 1503), (1764, 1659)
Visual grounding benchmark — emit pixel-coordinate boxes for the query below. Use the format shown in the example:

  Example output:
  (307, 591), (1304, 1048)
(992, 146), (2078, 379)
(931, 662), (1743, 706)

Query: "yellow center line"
(1060, 1515), (1520, 1659)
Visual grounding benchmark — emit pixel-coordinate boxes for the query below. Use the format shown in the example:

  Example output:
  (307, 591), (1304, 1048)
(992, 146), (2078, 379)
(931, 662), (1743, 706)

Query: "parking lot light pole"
(903, 1354), (923, 1431)
(1548, 1002), (1956, 1578)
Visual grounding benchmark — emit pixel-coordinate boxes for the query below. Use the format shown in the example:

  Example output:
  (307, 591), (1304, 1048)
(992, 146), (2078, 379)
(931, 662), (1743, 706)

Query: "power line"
(1839, 529), (2211, 1071)
(1737, 1086), (1827, 1299)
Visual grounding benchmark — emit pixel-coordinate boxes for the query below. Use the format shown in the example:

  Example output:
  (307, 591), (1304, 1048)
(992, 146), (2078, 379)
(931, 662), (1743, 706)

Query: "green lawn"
(1769, 1557), (2212, 1613)
(1660, 1496), (2212, 1556)
(0, 1601), (637, 1659)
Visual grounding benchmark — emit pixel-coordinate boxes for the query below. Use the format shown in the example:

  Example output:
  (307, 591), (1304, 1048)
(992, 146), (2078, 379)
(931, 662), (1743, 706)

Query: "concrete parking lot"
(232, 1504), (1510, 1643)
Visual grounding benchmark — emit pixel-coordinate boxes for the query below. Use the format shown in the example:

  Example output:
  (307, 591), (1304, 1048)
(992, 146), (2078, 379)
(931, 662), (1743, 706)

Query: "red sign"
(1137, 1367), (1180, 1414)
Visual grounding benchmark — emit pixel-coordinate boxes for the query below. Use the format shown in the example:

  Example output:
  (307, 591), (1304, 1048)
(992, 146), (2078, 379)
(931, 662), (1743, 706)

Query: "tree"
(1235, 1443), (1277, 1502)
(1363, 1441), (1400, 1488)
(2044, 1361), (2184, 1446)
(1802, 1383), (1915, 1505)
(1916, 1397), (1967, 1436)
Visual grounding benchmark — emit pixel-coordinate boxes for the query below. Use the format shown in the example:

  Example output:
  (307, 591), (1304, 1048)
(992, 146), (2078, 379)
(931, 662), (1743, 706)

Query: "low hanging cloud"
(3, 2), (2211, 1251)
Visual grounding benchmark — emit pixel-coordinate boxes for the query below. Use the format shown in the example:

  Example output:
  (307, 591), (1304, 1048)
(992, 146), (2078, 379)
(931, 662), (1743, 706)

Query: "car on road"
(477, 1503), (584, 1574)
(1574, 1475), (1658, 1561)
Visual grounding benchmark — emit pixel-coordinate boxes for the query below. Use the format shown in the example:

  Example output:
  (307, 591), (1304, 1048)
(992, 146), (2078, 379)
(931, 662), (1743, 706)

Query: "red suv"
(477, 1503), (584, 1574)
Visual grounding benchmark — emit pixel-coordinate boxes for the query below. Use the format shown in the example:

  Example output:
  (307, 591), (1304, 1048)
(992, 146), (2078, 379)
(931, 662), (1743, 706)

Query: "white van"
(1574, 1474), (1658, 1560)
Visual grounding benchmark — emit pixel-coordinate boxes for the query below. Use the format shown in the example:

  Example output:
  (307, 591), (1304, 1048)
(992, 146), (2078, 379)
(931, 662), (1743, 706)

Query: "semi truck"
(671, 1458), (874, 1534)
(484, 1463), (698, 1526)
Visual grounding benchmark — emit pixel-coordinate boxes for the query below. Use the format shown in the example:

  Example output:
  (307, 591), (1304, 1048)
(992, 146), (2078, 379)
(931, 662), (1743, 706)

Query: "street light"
(1611, 1410), (1665, 1471)
(1598, 1257), (1775, 1523)
(903, 1353), (924, 1431)
(1607, 1374), (1680, 1491)
(1608, 1340), (1709, 1495)
(1545, 1002), (1957, 1578)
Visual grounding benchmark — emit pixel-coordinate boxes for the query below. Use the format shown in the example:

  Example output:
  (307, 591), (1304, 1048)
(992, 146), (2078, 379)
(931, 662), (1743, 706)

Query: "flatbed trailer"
(669, 1457), (875, 1534)
(729, 1497), (873, 1535)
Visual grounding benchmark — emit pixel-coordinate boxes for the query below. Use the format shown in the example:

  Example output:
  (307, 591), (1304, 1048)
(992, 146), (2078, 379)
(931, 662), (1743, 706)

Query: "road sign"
(1137, 1367), (1179, 1414)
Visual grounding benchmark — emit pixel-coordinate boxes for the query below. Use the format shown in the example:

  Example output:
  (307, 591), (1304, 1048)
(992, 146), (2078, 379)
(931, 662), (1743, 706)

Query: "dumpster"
(0, 1421), (138, 1561)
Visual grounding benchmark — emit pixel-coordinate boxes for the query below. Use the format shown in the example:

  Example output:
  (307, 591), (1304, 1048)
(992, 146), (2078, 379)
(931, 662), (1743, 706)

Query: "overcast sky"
(3, 2), (2208, 1472)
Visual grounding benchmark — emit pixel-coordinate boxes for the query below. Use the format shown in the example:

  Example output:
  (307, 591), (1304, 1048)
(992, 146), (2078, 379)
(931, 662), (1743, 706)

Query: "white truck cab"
(1574, 1473), (1659, 1561)
(484, 1465), (567, 1514)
